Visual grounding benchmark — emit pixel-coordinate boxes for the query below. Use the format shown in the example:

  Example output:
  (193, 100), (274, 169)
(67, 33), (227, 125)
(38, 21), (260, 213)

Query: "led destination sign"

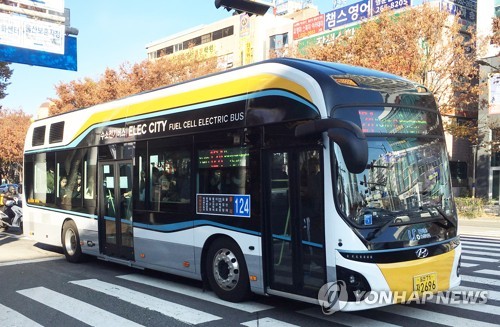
(198, 148), (249, 168)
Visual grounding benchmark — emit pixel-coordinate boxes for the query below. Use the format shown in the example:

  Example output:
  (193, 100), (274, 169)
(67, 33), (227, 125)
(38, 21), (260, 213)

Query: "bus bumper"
(335, 243), (462, 312)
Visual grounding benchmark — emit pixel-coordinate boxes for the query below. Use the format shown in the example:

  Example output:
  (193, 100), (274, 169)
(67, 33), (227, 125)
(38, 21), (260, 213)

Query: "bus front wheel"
(206, 238), (251, 302)
(62, 220), (84, 263)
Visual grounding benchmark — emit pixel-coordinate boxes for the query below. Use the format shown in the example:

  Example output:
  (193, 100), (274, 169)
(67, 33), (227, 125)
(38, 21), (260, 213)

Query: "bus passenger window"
(197, 147), (249, 195)
(149, 148), (191, 206)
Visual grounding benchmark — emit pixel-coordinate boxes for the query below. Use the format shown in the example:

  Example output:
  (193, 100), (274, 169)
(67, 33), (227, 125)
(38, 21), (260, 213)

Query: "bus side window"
(197, 146), (249, 196)
(149, 146), (191, 207)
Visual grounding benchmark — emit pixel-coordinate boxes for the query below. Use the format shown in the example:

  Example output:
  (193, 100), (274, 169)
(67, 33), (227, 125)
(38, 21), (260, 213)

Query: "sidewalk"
(458, 215), (500, 239)
(0, 227), (64, 264)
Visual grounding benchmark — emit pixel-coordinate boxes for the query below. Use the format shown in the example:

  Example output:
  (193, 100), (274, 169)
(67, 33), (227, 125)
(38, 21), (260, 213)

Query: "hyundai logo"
(416, 248), (429, 259)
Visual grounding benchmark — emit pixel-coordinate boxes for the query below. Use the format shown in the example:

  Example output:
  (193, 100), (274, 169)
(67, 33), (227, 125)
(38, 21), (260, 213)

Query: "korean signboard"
(297, 24), (360, 54)
(323, 0), (412, 31)
(274, 0), (289, 16)
(293, 14), (325, 40)
(324, 0), (369, 30)
(440, 0), (477, 24)
(0, 12), (65, 54)
(15, 0), (65, 13)
(372, 0), (412, 16)
(489, 73), (500, 115)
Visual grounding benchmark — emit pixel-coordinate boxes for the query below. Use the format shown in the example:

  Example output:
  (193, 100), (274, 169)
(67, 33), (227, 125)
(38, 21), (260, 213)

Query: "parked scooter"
(0, 191), (23, 232)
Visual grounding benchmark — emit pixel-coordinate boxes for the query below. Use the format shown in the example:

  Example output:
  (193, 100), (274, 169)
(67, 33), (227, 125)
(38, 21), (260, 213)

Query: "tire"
(205, 238), (251, 302)
(62, 220), (84, 263)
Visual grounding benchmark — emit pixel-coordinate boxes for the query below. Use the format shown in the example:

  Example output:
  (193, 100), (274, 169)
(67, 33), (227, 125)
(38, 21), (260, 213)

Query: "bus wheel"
(206, 238), (250, 302)
(62, 220), (83, 263)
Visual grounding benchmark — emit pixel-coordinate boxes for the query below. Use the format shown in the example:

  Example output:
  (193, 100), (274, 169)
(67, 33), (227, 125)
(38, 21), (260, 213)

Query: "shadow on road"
(33, 242), (64, 254)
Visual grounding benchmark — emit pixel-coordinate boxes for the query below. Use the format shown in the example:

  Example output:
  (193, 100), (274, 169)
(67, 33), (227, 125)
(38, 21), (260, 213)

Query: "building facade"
(476, 0), (500, 201)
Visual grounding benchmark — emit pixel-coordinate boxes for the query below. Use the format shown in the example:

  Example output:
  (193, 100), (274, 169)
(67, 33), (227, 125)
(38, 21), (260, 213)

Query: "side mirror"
(296, 118), (368, 174)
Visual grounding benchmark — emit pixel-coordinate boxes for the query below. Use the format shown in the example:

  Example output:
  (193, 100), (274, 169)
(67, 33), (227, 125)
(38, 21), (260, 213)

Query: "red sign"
(293, 14), (325, 40)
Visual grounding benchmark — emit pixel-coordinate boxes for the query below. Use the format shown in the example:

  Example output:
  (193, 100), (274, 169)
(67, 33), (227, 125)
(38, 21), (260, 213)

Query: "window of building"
(173, 43), (183, 52)
(201, 33), (212, 44)
(492, 129), (500, 167)
(449, 161), (468, 187)
(270, 33), (288, 50)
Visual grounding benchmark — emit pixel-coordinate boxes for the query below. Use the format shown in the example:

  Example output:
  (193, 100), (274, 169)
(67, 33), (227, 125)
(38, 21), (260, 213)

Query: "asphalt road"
(0, 222), (499, 326)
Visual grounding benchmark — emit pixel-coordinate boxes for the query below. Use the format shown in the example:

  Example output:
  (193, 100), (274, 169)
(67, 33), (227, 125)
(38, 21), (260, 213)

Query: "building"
(476, 0), (500, 201)
(146, 2), (319, 69)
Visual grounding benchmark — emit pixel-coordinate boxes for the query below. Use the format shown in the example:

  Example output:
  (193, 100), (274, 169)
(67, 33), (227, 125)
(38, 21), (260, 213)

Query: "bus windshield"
(333, 107), (456, 228)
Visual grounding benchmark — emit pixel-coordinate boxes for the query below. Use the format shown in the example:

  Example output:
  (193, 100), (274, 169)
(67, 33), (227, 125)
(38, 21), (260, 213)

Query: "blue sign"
(233, 195), (251, 218)
(441, 0), (476, 23)
(364, 214), (373, 225)
(446, 0), (476, 10)
(196, 194), (251, 218)
(0, 35), (77, 71)
(372, 0), (412, 16)
(325, 0), (370, 30)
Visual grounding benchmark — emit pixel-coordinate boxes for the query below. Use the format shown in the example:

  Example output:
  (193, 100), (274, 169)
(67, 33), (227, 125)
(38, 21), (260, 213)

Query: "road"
(0, 229), (499, 326)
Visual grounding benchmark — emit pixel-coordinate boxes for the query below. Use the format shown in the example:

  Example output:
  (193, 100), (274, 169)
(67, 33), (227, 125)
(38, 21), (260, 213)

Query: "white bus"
(23, 58), (461, 310)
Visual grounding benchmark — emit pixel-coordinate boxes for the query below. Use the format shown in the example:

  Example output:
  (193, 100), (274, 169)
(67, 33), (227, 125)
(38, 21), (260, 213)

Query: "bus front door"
(98, 161), (134, 260)
(266, 149), (326, 299)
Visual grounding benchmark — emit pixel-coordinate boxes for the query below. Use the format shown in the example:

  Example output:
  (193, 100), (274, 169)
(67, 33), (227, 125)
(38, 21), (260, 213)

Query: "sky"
(1, 0), (360, 116)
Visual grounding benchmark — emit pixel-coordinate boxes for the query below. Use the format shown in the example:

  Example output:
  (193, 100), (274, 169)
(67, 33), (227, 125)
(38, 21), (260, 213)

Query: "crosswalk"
(1, 236), (499, 326)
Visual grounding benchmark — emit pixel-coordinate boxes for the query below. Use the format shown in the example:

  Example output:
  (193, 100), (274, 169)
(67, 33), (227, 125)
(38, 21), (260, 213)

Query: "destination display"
(196, 194), (251, 218)
(198, 148), (249, 168)
(357, 108), (440, 135)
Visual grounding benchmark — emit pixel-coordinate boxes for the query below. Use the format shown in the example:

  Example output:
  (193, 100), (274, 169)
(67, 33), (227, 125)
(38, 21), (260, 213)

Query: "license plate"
(413, 272), (437, 293)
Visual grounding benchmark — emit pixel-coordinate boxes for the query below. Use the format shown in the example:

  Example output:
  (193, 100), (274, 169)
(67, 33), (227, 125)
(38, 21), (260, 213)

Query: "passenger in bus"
(224, 169), (246, 194)
(59, 176), (69, 199)
(58, 176), (70, 209)
(73, 174), (82, 198)
(159, 167), (176, 201)
(208, 170), (222, 193)
(176, 163), (190, 202)
(139, 170), (146, 201)
(47, 169), (55, 193)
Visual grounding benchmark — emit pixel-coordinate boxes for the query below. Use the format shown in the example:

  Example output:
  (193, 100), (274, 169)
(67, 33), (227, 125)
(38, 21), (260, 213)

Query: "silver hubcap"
(212, 248), (240, 291)
(64, 228), (76, 256)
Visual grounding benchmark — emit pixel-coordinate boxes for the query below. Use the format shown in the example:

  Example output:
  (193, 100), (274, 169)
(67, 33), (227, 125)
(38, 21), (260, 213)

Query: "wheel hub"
(213, 248), (240, 291)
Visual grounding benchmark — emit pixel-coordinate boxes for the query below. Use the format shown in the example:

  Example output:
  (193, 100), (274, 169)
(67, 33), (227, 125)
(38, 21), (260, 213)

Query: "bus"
(23, 58), (461, 310)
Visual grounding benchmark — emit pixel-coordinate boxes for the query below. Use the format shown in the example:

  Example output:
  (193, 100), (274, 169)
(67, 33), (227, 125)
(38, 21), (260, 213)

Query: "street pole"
(472, 144), (477, 198)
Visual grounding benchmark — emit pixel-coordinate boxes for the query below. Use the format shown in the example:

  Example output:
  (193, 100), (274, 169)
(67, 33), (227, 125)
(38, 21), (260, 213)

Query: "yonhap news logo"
(317, 281), (348, 314)
(317, 281), (488, 314)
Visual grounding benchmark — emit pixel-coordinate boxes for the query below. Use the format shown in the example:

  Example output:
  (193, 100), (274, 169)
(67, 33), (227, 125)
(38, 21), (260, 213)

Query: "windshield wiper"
(365, 215), (398, 241)
(364, 209), (416, 241)
(421, 205), (456, 228)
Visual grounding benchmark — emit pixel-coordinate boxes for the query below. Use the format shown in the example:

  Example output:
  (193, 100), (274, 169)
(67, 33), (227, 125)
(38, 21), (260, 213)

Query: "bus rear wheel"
(62, 220), (84, 263)
(206, 238), (251, 302)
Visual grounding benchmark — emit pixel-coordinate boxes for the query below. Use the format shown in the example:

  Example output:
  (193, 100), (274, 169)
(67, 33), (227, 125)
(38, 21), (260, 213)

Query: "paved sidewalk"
(458, 216), (500, 239)
(0, 227), (63, 264)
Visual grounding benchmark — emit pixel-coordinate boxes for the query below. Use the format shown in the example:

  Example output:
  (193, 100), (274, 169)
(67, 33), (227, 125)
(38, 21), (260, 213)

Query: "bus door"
(98, 161), (134, 260)
(265, 149), (326, 298)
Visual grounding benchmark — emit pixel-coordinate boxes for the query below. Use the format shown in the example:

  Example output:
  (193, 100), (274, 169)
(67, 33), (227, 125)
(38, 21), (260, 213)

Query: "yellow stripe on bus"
(377, 249), (455, 303)
(72, 74), (314, 142)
